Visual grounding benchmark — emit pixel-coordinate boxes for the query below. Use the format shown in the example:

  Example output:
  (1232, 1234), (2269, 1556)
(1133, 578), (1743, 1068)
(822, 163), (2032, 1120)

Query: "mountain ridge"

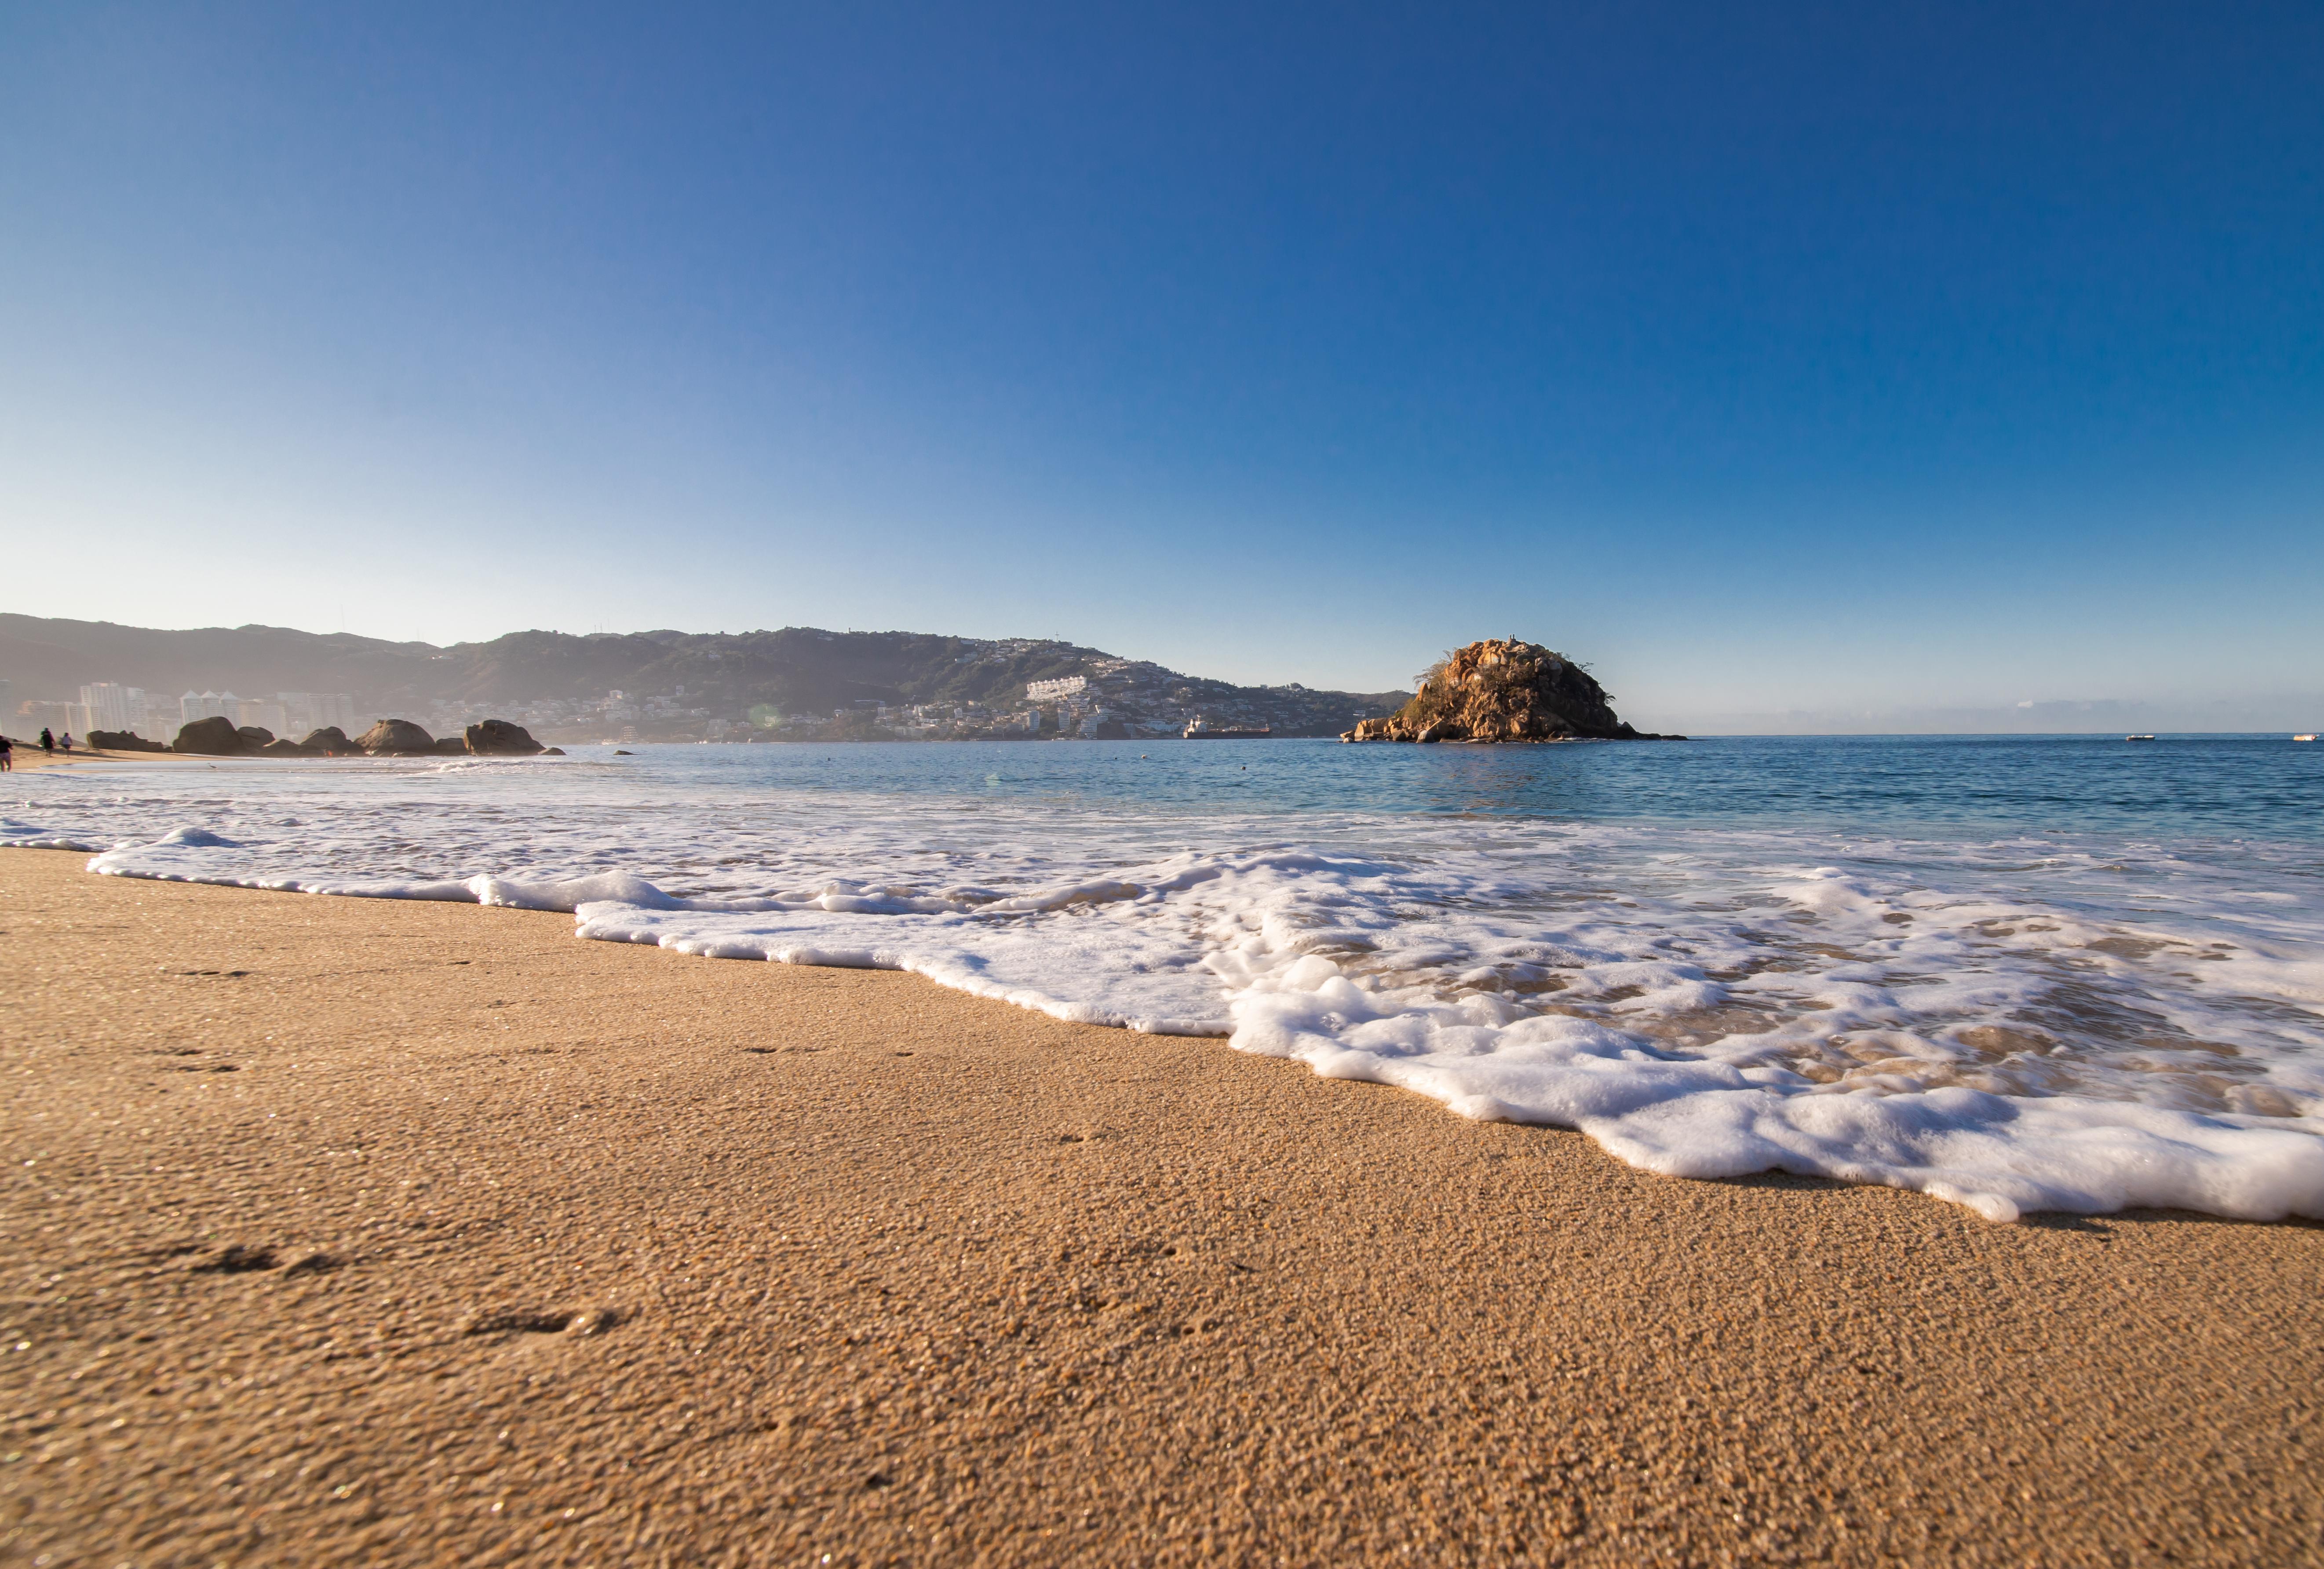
(0, 614), (1410, 741)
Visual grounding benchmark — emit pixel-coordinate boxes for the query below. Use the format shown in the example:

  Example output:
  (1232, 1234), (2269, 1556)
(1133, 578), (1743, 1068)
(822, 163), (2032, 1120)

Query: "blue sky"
(3, 1), (2320, 729)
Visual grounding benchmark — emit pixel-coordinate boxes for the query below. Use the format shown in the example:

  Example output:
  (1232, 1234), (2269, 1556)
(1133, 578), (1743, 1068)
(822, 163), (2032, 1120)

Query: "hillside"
(0, 618), (439, 706)
(0, 615), (1408, 742)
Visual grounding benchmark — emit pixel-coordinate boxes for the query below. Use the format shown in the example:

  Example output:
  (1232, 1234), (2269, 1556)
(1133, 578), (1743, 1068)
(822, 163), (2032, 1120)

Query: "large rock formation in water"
(356, 719), (436, 755)
(463, 719), (545, 755)
(1342, 639), (1679, 743)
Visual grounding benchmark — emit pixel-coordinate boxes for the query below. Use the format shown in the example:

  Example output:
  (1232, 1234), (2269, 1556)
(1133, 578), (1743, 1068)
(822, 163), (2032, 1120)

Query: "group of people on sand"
(0, 728), (74, 770)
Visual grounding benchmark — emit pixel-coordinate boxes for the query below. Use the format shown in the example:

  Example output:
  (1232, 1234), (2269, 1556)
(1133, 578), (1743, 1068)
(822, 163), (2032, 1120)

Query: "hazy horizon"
(4, 3), (2319, 720)
(4, 609), (2317, 736)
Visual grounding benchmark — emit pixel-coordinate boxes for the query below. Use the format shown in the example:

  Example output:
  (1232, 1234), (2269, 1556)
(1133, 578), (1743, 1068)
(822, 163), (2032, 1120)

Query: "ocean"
(8, 734), (2321, 1224)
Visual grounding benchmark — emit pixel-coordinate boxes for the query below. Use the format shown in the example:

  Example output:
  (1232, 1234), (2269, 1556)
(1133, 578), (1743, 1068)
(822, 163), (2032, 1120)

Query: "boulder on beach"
(463, 718), (546, 756)
(88, 729), (168, 753)
(236, 726), (275, 750)
(1341, 638), (1682, 743)
(257, 738), (316, 756)
(172, 716), (246, 755)
(432, 735), (469, 755)
(300, 727), (353, 755)
(356, 719), (435, 755)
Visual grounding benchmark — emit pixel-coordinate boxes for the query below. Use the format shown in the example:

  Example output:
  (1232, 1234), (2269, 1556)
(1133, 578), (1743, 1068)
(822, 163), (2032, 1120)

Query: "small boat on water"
(2125, 734), (2156, 742)
(1182, 720), (1273, 739)
(2297, 734), (2318, 742)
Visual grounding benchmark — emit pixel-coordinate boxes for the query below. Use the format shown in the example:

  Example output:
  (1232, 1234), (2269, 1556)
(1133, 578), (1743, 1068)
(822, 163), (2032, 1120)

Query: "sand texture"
(3, 848), (2320, 1566)
(0, 746), (205, 774)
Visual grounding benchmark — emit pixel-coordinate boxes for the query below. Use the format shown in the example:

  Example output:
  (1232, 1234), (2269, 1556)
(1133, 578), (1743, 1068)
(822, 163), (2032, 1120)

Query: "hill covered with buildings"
(0, 616), (1409, 744)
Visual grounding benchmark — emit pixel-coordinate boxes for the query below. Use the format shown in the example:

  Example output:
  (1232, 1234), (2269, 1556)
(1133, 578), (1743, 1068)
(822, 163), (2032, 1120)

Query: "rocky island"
(1342, 639), (1682, 742)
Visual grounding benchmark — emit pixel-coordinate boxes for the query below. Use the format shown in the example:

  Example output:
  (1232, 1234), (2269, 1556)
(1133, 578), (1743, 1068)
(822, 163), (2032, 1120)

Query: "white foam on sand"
(6, 765), (2321, 1224)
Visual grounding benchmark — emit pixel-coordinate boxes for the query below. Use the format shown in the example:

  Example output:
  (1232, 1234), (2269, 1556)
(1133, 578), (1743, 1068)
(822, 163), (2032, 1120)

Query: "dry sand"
(0, 746), (215, 774)
(2, 847), (2320, 1567)
(2, 747), (147, 773)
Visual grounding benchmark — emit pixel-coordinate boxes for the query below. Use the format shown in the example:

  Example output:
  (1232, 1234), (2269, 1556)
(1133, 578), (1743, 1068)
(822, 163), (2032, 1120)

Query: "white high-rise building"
(78, 683), (146, 734)
(235, 698), (290, 737)
(18, 700), (74, 736)
(278, 692), (358, 735)
(180, 691), (237, 723)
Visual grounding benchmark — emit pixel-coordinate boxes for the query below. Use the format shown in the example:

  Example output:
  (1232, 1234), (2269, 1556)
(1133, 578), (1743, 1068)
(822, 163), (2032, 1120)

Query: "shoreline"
(3, 846), (2320, 1564)
(1, 745), (217, 772)
(29, 825), (2320, 1227)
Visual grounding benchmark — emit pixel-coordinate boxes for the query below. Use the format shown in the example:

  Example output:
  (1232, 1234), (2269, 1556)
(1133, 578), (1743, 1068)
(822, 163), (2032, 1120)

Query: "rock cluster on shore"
(1342, 638), (1681, 743)
(163, 716), (559, 758)
(86, 729), (169, 753)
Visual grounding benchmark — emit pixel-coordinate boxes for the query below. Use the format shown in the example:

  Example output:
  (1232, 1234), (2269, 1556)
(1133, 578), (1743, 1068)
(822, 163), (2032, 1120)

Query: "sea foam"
(7, 745), (2320, 1223)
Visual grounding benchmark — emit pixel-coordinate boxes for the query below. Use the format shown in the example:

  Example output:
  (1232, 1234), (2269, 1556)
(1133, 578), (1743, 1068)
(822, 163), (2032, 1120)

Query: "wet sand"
(4, 742), (378, 770)
(2, 749), (123, 772)
(3, 846), (2320, 1566)
(0, 745), (208, 773)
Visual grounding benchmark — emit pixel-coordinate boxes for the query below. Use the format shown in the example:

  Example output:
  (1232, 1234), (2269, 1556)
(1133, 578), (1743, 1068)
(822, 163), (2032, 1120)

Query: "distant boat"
(2297, 734), (2318, 742)
(2125, 734), (2156, 741)
(1182, 721), (1272, 739)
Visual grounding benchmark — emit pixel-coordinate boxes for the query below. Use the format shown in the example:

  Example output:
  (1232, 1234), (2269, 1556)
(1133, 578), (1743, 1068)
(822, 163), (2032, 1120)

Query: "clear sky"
(4, 1), (2320, 730)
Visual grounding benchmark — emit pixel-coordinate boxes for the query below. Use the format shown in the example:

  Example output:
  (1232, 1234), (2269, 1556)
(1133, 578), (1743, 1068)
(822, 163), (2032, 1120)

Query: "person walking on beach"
(0, 733), (12, 771)
(59, 731), (73, 756)
(39, 728), (55, 758)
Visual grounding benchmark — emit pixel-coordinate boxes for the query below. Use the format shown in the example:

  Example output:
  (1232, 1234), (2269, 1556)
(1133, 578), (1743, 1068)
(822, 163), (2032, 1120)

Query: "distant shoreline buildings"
(10, 683), (362, 742)
(3, 624), (1408, 746)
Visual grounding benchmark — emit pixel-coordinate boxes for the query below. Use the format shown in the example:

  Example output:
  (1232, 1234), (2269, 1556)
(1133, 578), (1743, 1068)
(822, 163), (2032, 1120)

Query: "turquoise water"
(582, 735), (2324, 840)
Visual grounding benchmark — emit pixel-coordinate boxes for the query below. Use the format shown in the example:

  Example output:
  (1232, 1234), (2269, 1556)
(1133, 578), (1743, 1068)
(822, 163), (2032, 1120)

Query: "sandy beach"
(0, 744), (222, 774)
(2, 745), (162, 772)
(3, 846), (2320, 1566)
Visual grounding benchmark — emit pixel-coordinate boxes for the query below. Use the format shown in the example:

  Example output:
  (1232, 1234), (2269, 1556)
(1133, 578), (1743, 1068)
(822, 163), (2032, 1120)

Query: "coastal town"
(3, 620), (1408, 749)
